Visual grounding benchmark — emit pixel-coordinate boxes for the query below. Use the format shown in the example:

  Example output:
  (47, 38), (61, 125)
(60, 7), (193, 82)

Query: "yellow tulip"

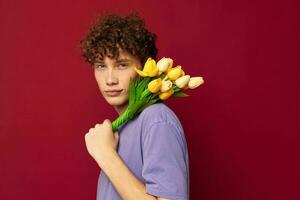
(159, 88), (174, 100)
(175, 75), (190, 88)
(188, 77), (204, 89)
(167, 68), (185, 75)
(157, 57), (173, 74)
(160, 80), (173, 92)
(134, 57), (158, 77)
(148, 78), (162, 93)
(167, 65), (183, 81)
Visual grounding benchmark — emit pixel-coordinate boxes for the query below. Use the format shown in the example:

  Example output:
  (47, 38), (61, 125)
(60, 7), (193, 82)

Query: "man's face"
(93, 49), (142, 110)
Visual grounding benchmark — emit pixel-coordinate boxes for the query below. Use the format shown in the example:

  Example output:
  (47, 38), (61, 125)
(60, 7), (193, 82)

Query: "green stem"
(172, 84), (180, 92)
(111, 85), (156, 132)
(111, 108), (131, 132)
(141, 89), (152, 99)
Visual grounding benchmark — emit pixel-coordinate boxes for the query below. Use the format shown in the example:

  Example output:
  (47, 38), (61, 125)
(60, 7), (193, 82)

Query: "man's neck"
(114, 103), (128, 116)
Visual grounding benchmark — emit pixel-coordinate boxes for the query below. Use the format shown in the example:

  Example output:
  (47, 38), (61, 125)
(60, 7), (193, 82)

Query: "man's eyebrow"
(93, 58), (130, 64)
(94, 60), (104, 63)
(116, 58), (130, 62)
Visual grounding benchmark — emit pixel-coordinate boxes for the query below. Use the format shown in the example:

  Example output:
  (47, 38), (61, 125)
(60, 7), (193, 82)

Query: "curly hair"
(80, 12), (158, 66)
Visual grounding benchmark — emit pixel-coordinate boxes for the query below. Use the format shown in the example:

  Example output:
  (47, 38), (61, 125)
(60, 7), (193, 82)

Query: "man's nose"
(106, 69), (118, 85)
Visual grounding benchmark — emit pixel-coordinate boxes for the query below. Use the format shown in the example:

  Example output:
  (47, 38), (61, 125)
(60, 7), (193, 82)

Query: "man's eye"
(95, 64), (106, 69)
(118, 63), (128, 68)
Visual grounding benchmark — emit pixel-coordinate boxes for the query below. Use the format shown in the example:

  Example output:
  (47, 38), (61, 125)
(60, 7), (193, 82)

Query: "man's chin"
(105, 97), (128, 107)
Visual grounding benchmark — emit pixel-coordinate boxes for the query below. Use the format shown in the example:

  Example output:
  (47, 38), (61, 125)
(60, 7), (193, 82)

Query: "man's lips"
(104, 89), (123, 97)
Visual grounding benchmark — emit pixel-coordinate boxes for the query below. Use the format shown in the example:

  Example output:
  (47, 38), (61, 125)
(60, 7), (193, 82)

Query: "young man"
(80, 13), (190, 200)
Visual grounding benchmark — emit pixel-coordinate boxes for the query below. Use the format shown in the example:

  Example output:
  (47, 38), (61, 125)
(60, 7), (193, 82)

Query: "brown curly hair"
(80, 12), (158, 66)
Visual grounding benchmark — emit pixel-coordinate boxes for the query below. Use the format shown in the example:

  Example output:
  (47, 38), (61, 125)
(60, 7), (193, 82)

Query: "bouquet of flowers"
(111, 57), (204, 132)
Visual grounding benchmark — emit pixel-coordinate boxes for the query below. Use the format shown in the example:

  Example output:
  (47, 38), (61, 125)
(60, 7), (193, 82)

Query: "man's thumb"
(114, 131), (119, 141)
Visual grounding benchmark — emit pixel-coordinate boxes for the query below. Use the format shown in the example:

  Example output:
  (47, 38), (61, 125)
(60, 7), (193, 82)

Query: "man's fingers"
(84, 132), (89, 141)
(103, 119), (112, 129)
(103, 119), (111, 124)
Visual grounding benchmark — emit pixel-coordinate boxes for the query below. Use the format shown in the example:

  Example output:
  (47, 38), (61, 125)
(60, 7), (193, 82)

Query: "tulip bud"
(159, 88), (174, 100)
(144, 58), (158, 77)
(188, 77), (204, 89)
(175, 75), (190, 88)
(135, 57), (159, 77)
(166, 59), (174, 73)
(157, 57), (173, 73)
(167, 66), (183, 81)
(160, 80), (173, 92)
(148, 78), (162, 93)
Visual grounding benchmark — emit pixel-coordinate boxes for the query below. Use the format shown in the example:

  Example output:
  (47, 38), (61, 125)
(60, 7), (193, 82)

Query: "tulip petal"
(159, 88), (174, 100)
(142, 58), (158, 77)
(175, 75), (190, 88)
(148, 78), (162, 93)
(167, 66), (183, 81)
(157, 57), (171, 73)
(188, 77), (204, 89)
(160, 80), (173, 92)
(134, 67), (148, 77)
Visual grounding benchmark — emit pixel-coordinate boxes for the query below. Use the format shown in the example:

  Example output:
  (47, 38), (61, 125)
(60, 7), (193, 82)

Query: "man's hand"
(84, 119), (119, 165)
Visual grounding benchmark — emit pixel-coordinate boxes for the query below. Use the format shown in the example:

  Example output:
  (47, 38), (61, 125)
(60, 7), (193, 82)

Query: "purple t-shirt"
(96, 102), (190, 200)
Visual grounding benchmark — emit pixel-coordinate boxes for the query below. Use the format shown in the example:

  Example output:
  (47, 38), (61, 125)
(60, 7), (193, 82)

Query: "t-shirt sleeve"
(142, 121), (189, 200)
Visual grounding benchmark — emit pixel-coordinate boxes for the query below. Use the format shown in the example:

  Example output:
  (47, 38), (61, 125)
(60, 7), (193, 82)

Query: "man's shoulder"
(141, 102), (170, 114)
(138, 102), (183, 131)
(138, 102), (187, 154)
(140, 102), (175, 120)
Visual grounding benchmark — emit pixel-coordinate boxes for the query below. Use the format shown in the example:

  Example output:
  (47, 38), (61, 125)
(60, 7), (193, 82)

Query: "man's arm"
(97, 150), (169, 200)
(84, 120), (172, 200)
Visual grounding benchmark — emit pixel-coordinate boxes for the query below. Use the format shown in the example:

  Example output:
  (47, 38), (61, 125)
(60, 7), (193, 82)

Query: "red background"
(1, 0), (299, 199)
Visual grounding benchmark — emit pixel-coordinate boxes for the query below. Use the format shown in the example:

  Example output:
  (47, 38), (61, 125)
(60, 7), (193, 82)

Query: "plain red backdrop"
(0, 0), (299, 199)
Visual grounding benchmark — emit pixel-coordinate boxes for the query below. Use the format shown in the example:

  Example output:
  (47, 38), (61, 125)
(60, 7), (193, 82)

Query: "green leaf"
(136, 77), (151, 100)
(129, 78), (136, 106)
(173, 90), (189, 97)
(135, 76), (141, 87)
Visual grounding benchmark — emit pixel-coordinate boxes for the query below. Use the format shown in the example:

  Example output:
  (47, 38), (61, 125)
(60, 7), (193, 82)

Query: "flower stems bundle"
(111, 57), (204, 132)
